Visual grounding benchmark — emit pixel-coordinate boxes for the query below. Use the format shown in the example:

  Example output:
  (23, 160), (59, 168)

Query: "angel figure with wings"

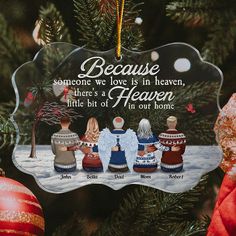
(98, 117), (138, 172)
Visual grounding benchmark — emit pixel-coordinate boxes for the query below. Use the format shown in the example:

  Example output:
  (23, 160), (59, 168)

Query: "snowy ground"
(13, 145), (222, 193)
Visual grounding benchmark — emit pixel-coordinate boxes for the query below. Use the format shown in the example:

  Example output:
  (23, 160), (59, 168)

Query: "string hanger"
(116, 0), (125, 60)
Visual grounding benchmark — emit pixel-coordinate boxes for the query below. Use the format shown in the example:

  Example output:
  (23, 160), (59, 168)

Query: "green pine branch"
(117, 81), (220, 144)
(0, 14), (29, 72)
(144, 176), (209, 235)
(0, 114), (16, 149)
(94, 176), (209, 236)
(202, 21), (236, 65)
(0, 101), (31, 146)
(173, 81), (219, 107)
(166, 0), (231, 26)
(37, 3), (73, 80)
(93, 186), (155, 236)
(73, 0), (144, 50)
(53, 214), (87, 236)
(38, 3), (72, 44)
(74, 0), (104, 49)
(179, 115), (216, 144)
(168, 219), (209, 236)
(166, 0), (236, 65)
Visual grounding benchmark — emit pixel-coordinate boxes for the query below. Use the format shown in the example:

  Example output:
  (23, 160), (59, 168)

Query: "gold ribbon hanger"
(116, 0), (125, 59)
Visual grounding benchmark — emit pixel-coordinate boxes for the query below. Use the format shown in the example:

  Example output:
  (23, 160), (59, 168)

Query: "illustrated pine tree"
(0, 0), (234, 235)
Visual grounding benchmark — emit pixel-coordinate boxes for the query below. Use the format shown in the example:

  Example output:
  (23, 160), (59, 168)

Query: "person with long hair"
(64, 117), (103, 172)
(80, 117), (103, 172)
(133, 118), (179, 172)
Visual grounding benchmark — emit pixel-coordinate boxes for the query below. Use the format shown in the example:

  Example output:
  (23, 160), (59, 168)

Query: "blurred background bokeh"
(0, 0), (233, 235)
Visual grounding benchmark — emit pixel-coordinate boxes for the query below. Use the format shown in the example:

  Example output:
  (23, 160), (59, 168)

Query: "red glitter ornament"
(0, 177), (45, 235)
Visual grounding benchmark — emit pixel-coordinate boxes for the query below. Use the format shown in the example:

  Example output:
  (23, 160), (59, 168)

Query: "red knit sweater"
(159, 129), (186, 165)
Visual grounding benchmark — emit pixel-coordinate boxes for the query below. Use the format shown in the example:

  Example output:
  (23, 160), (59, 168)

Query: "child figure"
(51, 116), (80, 172)
(133, 118), (179, 173)
(159, 116), (186, 172)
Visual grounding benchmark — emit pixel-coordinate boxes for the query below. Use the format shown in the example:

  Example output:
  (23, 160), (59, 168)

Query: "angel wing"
(119, 129), (138, 172)
(98, 128), (117, 172)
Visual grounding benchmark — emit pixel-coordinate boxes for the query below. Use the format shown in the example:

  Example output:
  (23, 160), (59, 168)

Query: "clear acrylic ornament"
(12, 42), (223, 193)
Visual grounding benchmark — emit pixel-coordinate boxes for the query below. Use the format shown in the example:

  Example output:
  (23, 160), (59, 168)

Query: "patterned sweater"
(159, 129), (186, 165)
(51, 128), (80, 169)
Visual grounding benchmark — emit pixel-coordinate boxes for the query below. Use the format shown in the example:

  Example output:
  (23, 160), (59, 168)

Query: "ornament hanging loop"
(116, 0), (125, 60)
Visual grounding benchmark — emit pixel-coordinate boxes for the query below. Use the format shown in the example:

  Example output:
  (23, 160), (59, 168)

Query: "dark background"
(0, 0), (234, 104)
(0, 0), (231, 235)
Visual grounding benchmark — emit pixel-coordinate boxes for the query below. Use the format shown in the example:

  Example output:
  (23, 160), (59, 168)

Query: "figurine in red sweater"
(159, 116), (186, 172)
(80, 117), (103, 172)
(63, 117), (103, 172)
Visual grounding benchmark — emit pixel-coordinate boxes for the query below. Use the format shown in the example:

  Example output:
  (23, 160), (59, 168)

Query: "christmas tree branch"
(168, 220), (208, 236)
(38, 3), (72, 44)
(74, 0), (104, 49)
(0, 114), (16, 149)
(53, 213), (87, 236)
(166, 0), (236, 65)
(166, 0), (235, 26)
(73, 0), (144, 50)
(94, 176), (209, 236)
(202, 20), (236, 65)
(0, 14), (29, 72)
(93, 186), (155, 236)
(144, 176), (209, 235)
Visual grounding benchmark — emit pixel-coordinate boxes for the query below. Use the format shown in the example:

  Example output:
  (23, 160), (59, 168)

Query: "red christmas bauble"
(63, 87), (69, 94)
(0, 177), (45, 235)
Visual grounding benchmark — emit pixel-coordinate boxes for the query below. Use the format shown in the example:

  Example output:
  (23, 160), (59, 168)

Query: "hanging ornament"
(208, 94), (236, 235)
(11, 0), (223, 193)
(0, 176), (45, 235)
(214, 93), (236, 174)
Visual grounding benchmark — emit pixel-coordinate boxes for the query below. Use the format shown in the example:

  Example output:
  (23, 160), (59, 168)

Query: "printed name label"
(169, 174), (184, 179)
(87, 174), (98, 179)
(114, 174), (125, 179)
(60, 174), (72, 180)
(140, 175), (151, 179)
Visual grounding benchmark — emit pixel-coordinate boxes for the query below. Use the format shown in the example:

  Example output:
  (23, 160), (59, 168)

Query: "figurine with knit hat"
(159, 116), (186, 172)
(98, 117), (138, 172)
